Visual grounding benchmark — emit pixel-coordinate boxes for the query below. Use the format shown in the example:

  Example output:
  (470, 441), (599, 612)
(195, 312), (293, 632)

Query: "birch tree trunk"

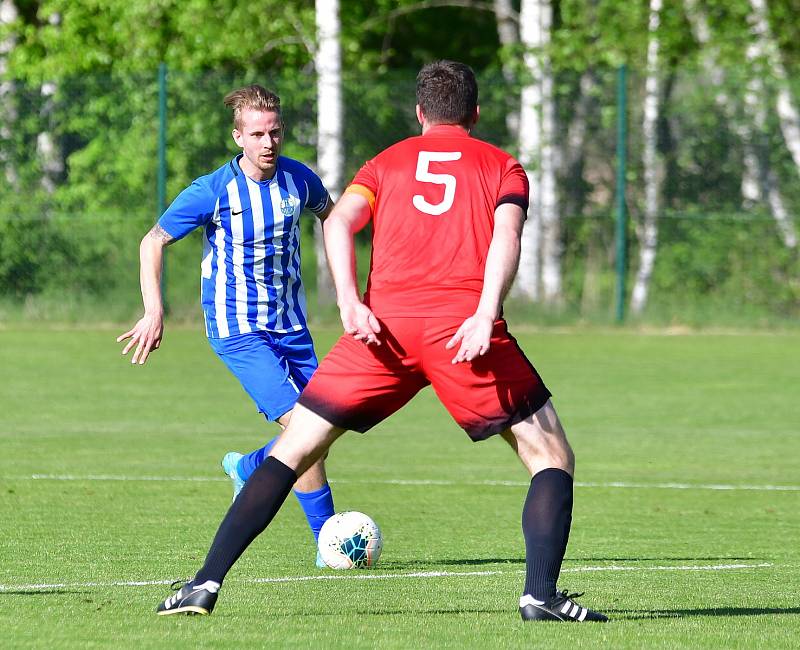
(684, 0), (760, 201)
(493, 0), (519, 138)
(38, 80), (63, 194)
(630, 0), (663, 315)
(0, 0), (19, 188)
(36, 12), (63, 195)
(748, 0), (800, 175)
(744, 0), (799, 247)
(512, 0), (545, 302)
(538, 5), (562, 305)
(314, 0), (343, 306)
(685, 0), (796, 248)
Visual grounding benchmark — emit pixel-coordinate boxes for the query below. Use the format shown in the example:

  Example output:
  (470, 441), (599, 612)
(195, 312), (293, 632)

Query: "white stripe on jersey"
(212, 207), (229, 338)
(201, 200), (218, 337)
(281, 172), (303, 330)
(201, 200), (216, 281)
(226, 179), (251, 335)
(244, 177), (271, 330)
(267, 179), (289, 331)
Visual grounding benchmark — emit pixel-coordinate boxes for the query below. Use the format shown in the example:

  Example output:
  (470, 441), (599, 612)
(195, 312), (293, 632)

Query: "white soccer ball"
(318, 511), (383, 569)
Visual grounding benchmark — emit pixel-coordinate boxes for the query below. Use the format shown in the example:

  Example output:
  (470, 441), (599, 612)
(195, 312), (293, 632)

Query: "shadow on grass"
(311, 606), (800, 620)
(566, 556), (768, 563)
(379, 556), (767, 570)
(611, 606), (800, 620)
(379, 558), (524, 569)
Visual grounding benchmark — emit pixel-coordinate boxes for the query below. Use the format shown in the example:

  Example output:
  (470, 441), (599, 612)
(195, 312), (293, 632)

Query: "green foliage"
(2, 1), (800, 327)
(644, 211), (800, 324)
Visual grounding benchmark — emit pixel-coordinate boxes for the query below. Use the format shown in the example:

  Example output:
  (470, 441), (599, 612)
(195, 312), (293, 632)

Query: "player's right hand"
(339, 300), (381, 345)
(116, 313), (164, 365)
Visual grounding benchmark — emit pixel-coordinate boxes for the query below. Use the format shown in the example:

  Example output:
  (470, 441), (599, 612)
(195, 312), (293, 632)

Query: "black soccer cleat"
(156, 579), (219, 616)
(519, 589), (608, 622)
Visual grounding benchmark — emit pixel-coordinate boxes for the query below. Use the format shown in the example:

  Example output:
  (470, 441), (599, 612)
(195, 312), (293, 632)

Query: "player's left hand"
(445, 313), (494, 364)
(339, 300), (382, 346)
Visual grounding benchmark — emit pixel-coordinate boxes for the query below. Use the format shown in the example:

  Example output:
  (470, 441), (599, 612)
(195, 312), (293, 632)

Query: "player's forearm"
(323, 217), (361, 305)
(138, 234), (166, 316)
(476, 222), (521, 320)
(323, 193), (372, 306)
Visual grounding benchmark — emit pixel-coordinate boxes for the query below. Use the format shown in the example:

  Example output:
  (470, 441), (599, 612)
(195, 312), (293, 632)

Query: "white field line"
(0, 563), (775, 592)
(15, 474), (800, 492)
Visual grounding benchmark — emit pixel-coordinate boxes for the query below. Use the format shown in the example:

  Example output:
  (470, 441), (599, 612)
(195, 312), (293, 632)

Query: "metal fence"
(0, 66), (798, 325)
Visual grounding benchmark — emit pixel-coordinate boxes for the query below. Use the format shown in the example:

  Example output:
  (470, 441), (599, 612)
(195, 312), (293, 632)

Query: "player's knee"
(559, 441), (576, 475)
(510, 423), (574, 474)
(536, 435), (573, 472)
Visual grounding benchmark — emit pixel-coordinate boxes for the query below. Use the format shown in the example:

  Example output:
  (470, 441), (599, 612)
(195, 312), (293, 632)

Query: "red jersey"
(347, 124), (528, 318)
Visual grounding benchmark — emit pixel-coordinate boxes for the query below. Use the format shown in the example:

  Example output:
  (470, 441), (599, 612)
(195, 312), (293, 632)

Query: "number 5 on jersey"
(413, 151), (462, 216)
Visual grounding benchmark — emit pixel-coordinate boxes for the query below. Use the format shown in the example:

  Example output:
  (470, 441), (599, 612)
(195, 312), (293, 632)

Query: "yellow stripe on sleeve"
(344, 184), (376, 211)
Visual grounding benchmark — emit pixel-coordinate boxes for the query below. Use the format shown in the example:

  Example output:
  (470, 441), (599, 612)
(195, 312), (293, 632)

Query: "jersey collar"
(423, 124), (471, 138)
(231, 153), (280, 185)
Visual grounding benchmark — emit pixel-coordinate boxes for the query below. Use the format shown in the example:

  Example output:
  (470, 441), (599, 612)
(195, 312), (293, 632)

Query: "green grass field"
(1, 326), (798, 648)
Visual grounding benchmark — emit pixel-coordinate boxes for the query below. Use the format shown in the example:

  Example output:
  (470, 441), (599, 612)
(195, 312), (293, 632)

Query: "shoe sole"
(157, 605), (211, 616)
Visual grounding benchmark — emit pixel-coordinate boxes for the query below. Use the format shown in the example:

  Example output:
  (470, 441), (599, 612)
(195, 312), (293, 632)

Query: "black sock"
(522, 468), (573, 602)
(194, 456), (297, 585)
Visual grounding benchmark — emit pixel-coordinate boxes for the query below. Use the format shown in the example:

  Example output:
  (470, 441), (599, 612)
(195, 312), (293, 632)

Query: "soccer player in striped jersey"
(155, 62), (606, 622)
(118, 85), (334, 565)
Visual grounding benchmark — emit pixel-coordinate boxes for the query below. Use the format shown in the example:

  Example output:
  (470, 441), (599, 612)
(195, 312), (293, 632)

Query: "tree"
(685, 0), (796, 249)
(744, 0), (798, 247)
(0, 0), (19, 188)
(36, 10), (62, 194)
(514, 0), (561, 304)
(630, 0), (663, 315)
(315, 0), (342, 306)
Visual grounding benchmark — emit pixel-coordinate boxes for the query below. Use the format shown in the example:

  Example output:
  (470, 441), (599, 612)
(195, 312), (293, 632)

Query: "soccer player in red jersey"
(156, 61), (607, 622)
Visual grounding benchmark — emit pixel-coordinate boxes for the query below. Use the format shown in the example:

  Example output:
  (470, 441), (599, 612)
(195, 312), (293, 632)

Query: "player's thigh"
(274, 328), (319, 391)
(270, 403), (345, 475)
(298, 320), (428, 433)
(501, 400), (574, 476)
(423, 318), (552, 441)
(208, 331), (302, 421)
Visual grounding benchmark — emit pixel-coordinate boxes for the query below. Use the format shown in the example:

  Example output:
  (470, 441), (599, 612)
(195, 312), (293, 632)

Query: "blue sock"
(294, 483), (335, 541)
(236, 436), (278, 482)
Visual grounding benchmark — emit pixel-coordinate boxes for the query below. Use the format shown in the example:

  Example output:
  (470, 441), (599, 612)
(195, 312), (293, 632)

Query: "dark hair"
(416, 60), (478, 128)
(223, 84), (281, 130)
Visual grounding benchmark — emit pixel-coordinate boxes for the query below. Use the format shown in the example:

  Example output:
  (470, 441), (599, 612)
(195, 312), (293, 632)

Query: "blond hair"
(223, 85), (282, 130)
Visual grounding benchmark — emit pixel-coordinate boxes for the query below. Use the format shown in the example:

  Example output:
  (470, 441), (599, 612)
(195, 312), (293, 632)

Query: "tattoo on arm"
(148, 224), (176, 246)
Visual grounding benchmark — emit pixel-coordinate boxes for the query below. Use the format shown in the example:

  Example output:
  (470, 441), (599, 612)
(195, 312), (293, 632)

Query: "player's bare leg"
(270, 405), (343, 477)
(502, 399), (607, 622)
(276, 409), (330, 493)
(222, 408), (335, 567)
(157, 406), (344, 616)
(276, 408), (336, 568)
(501, 400), (574, 477)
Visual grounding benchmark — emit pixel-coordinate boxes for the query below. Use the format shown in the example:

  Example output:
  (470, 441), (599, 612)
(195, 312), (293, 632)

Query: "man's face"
(232, 108), (283, 181)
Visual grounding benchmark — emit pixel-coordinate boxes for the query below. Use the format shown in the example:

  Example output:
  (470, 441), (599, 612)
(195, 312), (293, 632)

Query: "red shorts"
(297, 317), (551, 441)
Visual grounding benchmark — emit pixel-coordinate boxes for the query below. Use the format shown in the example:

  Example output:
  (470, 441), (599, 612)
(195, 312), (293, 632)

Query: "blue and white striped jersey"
(159, 154), (330, 338)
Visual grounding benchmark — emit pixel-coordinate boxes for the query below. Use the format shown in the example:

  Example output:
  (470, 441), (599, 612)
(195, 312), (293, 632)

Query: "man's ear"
(415, 104), (424, 127)
(232, 129), (243, 147)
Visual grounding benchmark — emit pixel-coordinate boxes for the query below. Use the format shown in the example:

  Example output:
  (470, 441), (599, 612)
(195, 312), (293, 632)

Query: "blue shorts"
(208, 329), (318, 421)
